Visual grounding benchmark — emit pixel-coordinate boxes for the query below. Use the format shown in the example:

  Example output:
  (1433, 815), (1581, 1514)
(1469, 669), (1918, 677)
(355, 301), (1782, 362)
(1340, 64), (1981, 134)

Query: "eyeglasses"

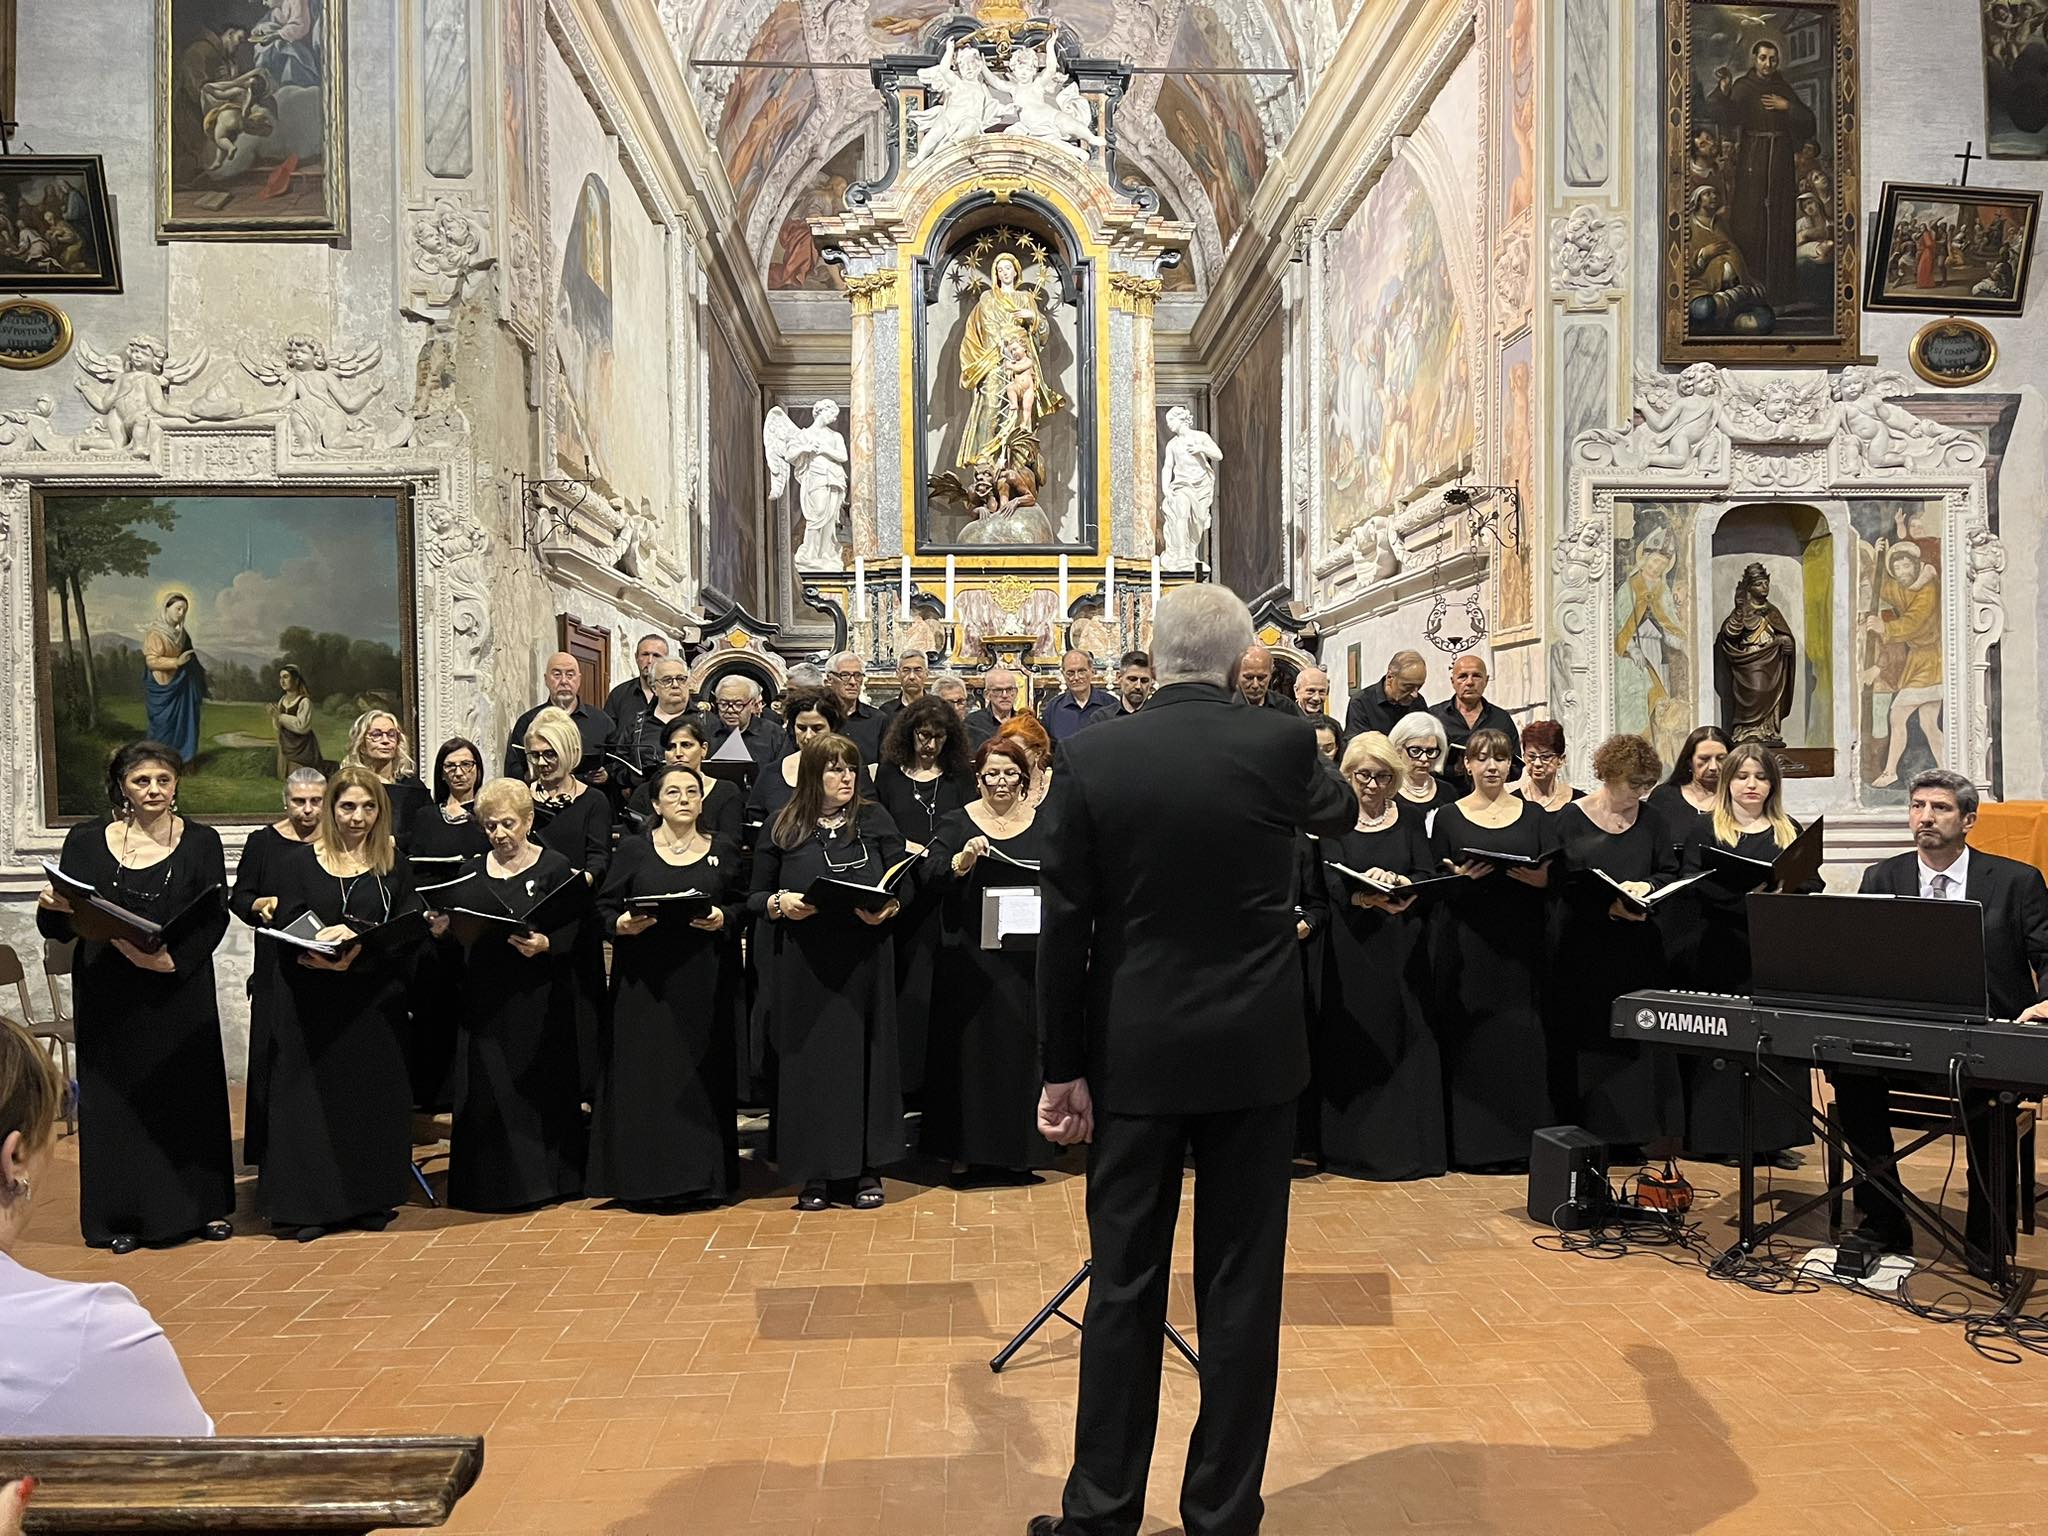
(367, 728), (400, 743)
(981, 767), (1023, 783)
(1524, 751), (1561, 767)
(444, 759), (478, 775)
(1404, 745), (1442, 762)
(985, 685), (1018, 697)
(527, 748), (559, 762)
(713, 695), (749, 710)
(1349, 769), (1394, 785)
(656, 676), (690, 689)
(827, 669), (864, 683)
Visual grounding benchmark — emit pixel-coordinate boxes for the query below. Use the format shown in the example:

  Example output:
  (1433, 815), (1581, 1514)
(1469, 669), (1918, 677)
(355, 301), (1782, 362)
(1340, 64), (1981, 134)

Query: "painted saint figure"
(1710, 39), (1818, 308)
(1713, 562), (1797, 747)
(142, 592), (207, 765)
(1864, 542), (1945, 788)
(270, 665), (325, 778)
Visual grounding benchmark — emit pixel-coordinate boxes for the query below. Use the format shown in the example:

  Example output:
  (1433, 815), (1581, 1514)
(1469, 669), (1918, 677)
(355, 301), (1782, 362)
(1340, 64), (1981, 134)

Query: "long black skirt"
(765, 917), (905, 1184)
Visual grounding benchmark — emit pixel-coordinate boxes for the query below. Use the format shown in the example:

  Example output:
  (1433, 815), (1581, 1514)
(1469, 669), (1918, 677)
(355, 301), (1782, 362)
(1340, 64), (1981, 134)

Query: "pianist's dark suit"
(1836, 848), (2048, 1259)
(1037, 681), (1354, 1536)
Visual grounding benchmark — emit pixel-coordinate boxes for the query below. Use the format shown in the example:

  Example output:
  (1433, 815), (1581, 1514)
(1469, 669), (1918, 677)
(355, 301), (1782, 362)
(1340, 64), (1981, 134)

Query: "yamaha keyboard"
(1614, 989), (2048, 1093)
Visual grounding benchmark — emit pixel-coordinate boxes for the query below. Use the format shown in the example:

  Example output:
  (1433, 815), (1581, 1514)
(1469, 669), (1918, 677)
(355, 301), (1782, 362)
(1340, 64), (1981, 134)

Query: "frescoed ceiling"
(656, 0), (1354, 298)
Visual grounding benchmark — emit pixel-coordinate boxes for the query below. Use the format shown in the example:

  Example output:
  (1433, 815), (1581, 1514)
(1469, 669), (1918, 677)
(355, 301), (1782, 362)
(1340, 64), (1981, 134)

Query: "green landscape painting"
(37, 490), (414, 821)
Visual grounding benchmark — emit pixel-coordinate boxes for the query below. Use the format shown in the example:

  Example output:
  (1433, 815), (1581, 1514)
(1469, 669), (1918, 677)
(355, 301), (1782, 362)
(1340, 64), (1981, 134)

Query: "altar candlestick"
(900, 556), (911, 620)
(944, 555), (956, 618)
(1059, 553), (1069, 610)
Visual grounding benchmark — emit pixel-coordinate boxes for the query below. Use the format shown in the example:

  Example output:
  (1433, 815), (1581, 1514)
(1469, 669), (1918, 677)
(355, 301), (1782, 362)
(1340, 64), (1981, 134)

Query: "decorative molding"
(1549, 203), (1627, 308)
(1491, 224), (1530, 323)
(842, 270), (900, 316)
(406, 194), (492, 315)
(1108, 270), (1164, 315)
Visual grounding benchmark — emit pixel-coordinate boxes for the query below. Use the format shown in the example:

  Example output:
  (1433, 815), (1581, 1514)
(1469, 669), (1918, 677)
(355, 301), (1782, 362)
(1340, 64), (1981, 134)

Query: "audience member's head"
(1294, 666), (1332, 718)
(0, 1018), (65, 1250)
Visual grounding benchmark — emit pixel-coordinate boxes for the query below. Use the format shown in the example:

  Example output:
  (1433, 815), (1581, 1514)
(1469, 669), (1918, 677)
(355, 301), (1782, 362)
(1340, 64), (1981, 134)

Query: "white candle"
(900, 555), (912, 619)
(944, 554), (956, 618)
(1059, 553), (1069, 610)
(854, 555), (866, 614)
(1104, 554), (1115, 604)
(1151, 556), (1161, 606)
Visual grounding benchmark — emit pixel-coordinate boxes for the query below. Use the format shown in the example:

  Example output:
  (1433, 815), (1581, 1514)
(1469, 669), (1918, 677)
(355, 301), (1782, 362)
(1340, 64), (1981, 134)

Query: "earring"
(4, 1176), (28, 1204)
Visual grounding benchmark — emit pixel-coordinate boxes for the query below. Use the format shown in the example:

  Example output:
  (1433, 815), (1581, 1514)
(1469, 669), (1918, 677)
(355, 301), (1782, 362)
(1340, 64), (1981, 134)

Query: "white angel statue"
(1158, 405), (1222, 567)
(241, 335), (413, 452)
(74, 335), (209, 457)
(999, 44), (1104, 157)
(911, 40), (1008, 160)
(765, 399), (849, 569)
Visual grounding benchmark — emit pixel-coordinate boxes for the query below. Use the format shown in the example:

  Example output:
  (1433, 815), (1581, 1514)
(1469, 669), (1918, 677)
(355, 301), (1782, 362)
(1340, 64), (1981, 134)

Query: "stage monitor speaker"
(1527, 1125), (1608, 1230)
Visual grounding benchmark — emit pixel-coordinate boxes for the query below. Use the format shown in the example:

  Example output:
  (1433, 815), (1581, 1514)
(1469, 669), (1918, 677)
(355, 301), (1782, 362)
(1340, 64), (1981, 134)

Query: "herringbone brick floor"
(18, 1104), (2048, 1534)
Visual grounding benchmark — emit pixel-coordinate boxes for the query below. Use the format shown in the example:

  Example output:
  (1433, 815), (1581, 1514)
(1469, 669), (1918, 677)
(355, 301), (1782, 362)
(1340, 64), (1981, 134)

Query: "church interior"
(6, 0), (2048, 1531)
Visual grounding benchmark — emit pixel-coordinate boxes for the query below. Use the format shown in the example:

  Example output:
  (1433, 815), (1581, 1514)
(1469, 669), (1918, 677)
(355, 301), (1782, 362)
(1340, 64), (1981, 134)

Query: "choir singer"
(1029, 583), (1353, 1536)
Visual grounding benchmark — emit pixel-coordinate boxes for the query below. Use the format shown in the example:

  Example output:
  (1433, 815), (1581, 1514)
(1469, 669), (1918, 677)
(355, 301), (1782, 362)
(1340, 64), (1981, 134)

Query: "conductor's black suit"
(1036, 681), (1354, 1536)
(1836, 847), (2048, 1259)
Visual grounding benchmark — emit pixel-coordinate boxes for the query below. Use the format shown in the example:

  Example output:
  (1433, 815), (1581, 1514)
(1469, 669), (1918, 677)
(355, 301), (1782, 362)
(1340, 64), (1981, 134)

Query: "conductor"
(1030, 583), (1354, 1536)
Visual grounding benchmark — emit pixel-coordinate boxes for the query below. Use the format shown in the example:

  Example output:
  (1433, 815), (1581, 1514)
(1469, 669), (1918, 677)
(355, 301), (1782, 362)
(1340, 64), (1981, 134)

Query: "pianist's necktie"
(1930, 872), (1953, 899)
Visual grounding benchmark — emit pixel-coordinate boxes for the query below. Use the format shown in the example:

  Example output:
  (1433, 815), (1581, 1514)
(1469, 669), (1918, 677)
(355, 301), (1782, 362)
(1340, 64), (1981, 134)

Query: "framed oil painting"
(156, 0), (349, 241)
(1864, 181), (2040, 317)
(1661, 0), (1861, 365)
(1984, 0), (2048, 158)
(33, 488), (416, 824)
(0, 156), (123, 293)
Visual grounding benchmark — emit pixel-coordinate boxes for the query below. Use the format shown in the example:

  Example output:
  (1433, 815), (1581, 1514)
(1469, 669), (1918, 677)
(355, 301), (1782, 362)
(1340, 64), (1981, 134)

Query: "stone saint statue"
(1158, 405), (1222, 568)
(1714, 561), (1798, 746)
(764, 399), (849, 568)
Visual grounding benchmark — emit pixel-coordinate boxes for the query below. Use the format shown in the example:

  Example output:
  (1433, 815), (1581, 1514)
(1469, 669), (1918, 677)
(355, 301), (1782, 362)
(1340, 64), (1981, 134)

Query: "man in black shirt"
(965, 665), (1023, 745)
(824, 649), (886, 760)
(1344, 648), (1429, 738)
(602, 633), (670, 746)
(1114, 649), (1154, 715)
(1432, 653), (1519, 783)
(878, 651), (930, 721)
(1234, 642), (1299, 714)
(505, 652), (613, 784)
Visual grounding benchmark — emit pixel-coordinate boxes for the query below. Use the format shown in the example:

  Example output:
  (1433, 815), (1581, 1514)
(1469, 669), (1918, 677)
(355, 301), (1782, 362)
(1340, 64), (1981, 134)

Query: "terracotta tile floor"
(19, 1106), (2048, 1535)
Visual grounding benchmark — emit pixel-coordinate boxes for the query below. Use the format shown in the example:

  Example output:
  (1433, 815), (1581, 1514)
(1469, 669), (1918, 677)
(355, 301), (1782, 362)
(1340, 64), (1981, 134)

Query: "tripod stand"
(988, 1259), (1200, 1373)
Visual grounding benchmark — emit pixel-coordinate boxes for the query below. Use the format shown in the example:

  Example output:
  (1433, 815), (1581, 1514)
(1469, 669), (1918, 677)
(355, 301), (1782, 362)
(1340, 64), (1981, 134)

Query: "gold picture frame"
(0, 299), (74, 369)
(1908, 318), (1998, 388)
(1661, 0), (1862, 365)
(155, 0), (349, 242)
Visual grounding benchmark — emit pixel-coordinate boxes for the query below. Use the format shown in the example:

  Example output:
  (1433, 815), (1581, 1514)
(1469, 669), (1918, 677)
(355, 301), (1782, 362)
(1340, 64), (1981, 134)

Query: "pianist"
(1834, 769), (2048, 1261)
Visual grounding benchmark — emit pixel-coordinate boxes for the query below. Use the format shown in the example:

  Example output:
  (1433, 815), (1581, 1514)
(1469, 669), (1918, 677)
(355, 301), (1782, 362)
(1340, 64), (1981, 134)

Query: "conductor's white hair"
(1388, 711), (1448, 753)
(1151, 583), (1255, 687)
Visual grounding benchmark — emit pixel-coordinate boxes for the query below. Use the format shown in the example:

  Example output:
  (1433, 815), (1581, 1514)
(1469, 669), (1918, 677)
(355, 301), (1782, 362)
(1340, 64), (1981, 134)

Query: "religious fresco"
(1496, 332), (1535, 634)
(500, 0), (536, 235)
(34, 491), (413, 822)
(1852, 500), (1946, 802)
(769, 138), (864, 291)
(718, 2), (817, 232)
(1501, 0), (1536, 225)
(706, 316), (763, 607)
(1215, 305), (1285, 597)
(1157, 5), (1268, 249)
(544, 40), (674, 518)
(1612, 501), (1698, 773)
(1320, 155), (1473, 541)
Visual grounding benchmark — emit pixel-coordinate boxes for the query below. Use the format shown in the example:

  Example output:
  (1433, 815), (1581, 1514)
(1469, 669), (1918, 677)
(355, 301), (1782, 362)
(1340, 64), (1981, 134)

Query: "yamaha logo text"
(1636, 1007), (1729, 1038)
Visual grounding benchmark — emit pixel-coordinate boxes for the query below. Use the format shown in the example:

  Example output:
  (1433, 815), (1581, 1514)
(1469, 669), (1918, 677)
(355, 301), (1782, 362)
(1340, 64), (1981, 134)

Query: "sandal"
(853, 1177), (885, 1210)
(796, 1182), (830, 1212)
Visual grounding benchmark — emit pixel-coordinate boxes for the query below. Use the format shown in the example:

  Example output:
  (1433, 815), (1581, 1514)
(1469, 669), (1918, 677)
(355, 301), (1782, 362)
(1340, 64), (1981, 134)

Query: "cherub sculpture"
(998, 44), (1104, 158)
(764, 399), (849, 568)
(75, 335), (209, 457)
(1828, 367), (1978, 474)
(241, 335), (414, 452)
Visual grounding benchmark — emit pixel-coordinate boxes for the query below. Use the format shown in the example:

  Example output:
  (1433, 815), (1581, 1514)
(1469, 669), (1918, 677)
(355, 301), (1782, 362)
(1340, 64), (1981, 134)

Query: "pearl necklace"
(1355, 803), (1397, 833)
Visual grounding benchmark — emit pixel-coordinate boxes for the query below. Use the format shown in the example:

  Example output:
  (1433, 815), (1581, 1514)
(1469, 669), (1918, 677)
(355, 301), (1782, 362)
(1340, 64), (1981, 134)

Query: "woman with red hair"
(995, 712), (1055, 804)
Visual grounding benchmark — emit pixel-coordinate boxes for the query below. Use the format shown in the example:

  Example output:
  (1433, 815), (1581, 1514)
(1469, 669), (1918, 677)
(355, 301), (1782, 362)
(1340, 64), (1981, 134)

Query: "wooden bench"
(1, 1436), (483, 1533)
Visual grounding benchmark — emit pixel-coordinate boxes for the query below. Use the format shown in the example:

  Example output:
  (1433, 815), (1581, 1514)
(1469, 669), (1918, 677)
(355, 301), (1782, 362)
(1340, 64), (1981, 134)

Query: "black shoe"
(200, 1220), (233, 1241)
(796, 1182), (829, 1212)
(1025, 1519), (1062, 1536)
(108, 1234), (139, 1255)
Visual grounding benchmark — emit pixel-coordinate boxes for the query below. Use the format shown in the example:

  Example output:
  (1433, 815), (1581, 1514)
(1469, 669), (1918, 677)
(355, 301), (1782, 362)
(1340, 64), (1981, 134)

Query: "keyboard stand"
(1719, 1055), (2036, 1315)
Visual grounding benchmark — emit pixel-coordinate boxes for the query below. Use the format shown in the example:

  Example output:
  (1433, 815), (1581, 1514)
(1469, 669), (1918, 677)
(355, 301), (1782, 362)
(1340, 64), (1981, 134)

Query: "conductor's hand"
(2018, 1000), (2048, 1024)
(1038, 1078), (1094, 1146)
(614, 911), (658, 937)
(113, 938), (176, 973)
(509, 930), (550, 958)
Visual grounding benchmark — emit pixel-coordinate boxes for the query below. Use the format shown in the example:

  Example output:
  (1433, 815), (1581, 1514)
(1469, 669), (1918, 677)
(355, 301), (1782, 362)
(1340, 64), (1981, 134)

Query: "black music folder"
(1704, 816), (1825, 893)
(40, 859), (221, 952)
(439, 874), (590, 945)
(262, 907), (432, 960)
(803, 849), (926, 915)
(1577, 867), (1714, 915)
(1453, 844), (1562, 871)
(625, 888), (718, 921)
(1327, 862), (1465, 905)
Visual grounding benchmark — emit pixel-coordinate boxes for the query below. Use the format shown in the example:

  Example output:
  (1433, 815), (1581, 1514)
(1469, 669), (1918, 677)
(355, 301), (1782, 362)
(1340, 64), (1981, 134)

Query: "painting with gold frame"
(156, 0), (349, 241)
(1661, 0), (1861, 365)
(0, 155), (123, 293)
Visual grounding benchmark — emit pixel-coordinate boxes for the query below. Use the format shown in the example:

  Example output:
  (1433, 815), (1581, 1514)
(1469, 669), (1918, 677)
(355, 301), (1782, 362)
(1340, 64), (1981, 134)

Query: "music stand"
(989, 1259), (1200, 1373)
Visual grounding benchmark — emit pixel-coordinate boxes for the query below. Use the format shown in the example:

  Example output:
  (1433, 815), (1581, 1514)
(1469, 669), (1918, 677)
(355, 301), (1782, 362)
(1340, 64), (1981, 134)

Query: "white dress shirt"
(0, 1250), (213, 1435)
(1917, 847), (1970, 901)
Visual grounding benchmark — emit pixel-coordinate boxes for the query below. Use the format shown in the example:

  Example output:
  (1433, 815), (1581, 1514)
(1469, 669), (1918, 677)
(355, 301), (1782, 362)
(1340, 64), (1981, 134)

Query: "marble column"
(1113, 272), (1164, 558)
(843, 271), (896, 559)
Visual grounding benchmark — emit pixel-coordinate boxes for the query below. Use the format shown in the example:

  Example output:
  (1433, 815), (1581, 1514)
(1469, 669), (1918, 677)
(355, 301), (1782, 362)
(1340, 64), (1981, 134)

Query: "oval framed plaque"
(1908, 318), (1997, 389)
(0, 299), (74, 370)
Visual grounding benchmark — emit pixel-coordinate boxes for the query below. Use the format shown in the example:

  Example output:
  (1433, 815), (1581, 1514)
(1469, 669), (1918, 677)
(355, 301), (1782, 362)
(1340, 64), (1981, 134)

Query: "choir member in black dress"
(256, 767), (424, 1239)
(1645, 725), (1727, 854)
(624, 716), (743, 846)
(743, 687), (846, 832)
(921, 737), (1055, 1181)
(1429, 728), (1557, 1170)
(523, 707), (615, 1099)
(875, 697), (975, 1097)
(343, 709), (432, 853)
(1389, 712), (1455, 818)
(35, 742), (234, 1251)
(1510, 719), (1583, 812)
(404, 739), (491, 1110)
(1677, 744), (1816, 1163)
(751, 735), (908, 1210)
(436, 778), (587, 1210)
(1316, 732), (1446, 1180)
(1549, 734), (1681, 1157)
(589, 765), (740, 1208)
(229, 767), (327, 1167)
(996, 712), (1056, 807)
